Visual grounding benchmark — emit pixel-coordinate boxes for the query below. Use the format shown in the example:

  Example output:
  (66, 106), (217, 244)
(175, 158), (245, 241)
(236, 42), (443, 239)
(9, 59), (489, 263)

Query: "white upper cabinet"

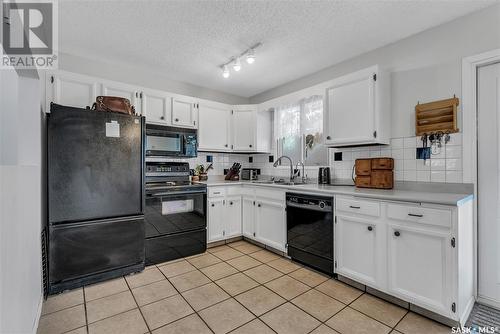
(232, 105), (272, 153)
(172, 96), (198, 128)
(198, 102), (232, 151)
(232, 105), (256, 151)
(46, 71), (99, 112)
(141, 88), (171, 125)
(325, 65), (390, 147)
(101, 81), (142, 115)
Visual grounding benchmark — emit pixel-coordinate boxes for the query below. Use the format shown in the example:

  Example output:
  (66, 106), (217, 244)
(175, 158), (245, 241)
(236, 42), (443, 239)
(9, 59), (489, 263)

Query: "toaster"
(241, 168), (260, 180)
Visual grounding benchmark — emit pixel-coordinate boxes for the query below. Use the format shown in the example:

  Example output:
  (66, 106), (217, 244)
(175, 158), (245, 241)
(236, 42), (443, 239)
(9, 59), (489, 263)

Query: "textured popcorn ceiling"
(59, 0), (493, 98)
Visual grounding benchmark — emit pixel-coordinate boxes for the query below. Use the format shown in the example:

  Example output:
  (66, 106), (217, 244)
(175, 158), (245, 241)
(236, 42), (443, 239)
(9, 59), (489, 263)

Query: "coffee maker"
(318, 167), (331, 184)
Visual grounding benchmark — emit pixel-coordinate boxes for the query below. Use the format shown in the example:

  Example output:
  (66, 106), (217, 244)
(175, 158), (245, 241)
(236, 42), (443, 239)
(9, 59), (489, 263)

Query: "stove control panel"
(145, 162), (190, 177)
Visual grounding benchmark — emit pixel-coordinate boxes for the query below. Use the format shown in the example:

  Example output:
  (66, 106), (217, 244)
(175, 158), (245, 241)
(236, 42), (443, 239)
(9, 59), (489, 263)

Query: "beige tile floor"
(37, 240), (453, 334)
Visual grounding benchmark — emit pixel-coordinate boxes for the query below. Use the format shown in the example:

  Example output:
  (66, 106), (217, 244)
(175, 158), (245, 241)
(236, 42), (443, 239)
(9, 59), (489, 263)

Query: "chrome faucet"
(295, 161), (306, 183)
(273, 155), (294, 183)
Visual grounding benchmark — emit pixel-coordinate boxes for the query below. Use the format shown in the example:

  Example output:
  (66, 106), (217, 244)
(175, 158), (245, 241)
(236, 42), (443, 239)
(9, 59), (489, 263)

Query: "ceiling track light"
(222, 65), (230, 78)
(233, 57), (241, 72)
(219, 42), (262, 78)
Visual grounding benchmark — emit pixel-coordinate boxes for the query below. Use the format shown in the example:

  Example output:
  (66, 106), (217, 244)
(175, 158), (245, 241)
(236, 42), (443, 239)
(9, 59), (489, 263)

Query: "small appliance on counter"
(225, 163), (241, 181)
(318, 167), (331, 184)
(354, 157), (394, 189)
(144, 161), (207, 265)
(241, 168), (260, 180)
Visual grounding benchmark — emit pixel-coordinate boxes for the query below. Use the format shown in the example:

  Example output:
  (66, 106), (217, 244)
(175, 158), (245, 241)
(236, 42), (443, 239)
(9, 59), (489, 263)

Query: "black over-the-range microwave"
(145, 124), (197, 158)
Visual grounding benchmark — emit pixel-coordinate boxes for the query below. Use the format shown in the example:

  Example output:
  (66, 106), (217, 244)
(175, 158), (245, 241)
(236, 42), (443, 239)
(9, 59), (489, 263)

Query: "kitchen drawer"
(387, 203), (452, 228)
(336, 197), (380, 217)
(208, 186), (225, 198)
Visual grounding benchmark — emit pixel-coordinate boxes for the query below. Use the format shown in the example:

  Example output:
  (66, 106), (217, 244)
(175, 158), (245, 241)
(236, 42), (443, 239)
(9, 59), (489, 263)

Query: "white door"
(142, 89), (171, 125)
(232, 107), (256, 151)
(255, 199), (285, 251)
(172, 97), (197, 128)
(242, 196), (256, 239)
(336, 215), (378, 287)
(102, 82), (141, 115)
(478, 62), (500, 307)
(47, 72), (99, 111)
(387, 223), (452, 317)
(208, 198), (225, 242)
(225, 196), (242, 238)
(325, 70), (375, 146)
(198, 103), (231, 151)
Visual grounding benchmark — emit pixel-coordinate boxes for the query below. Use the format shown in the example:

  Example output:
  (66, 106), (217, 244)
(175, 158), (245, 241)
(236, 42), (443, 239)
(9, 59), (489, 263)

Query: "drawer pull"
(394, 231), (401, 237)
(408, 213), (423, 218)
(229, 201), (233, 205)
(349, 205), (361, 209)
(367, 226), (373, 231)
(213, 192), (221, 194)
(258, 204), (261, 207)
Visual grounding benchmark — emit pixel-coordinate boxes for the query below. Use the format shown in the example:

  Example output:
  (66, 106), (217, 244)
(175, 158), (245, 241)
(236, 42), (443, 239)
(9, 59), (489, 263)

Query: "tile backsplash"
(150, 133), (462, 184)
(330, 133), (463, 183)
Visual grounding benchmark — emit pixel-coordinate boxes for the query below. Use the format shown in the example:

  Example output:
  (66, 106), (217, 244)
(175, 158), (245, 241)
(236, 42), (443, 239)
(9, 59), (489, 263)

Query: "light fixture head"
(222, 65), (230, 78)
(233, 58), (241, 72)
(246, 49), (255, 64)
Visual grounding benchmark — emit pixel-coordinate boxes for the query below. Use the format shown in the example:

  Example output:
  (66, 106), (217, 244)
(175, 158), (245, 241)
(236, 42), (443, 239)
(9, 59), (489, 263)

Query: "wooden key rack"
(415, 96), (459, 136)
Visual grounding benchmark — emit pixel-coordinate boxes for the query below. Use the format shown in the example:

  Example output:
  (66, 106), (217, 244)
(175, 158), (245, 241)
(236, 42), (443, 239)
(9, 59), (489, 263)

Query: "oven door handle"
(148, 190), (206, 197)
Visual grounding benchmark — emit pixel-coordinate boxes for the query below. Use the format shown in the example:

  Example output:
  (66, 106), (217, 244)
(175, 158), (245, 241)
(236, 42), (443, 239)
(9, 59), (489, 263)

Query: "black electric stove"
(144, 162), (207, 265)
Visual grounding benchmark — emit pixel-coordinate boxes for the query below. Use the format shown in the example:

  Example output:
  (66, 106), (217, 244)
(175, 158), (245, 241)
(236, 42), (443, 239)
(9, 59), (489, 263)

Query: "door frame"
(462, 48), (500, 309)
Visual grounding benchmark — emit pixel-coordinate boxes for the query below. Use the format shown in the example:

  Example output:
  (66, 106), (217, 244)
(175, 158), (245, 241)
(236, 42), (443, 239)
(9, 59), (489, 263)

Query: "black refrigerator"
(47, 104), (145, 294)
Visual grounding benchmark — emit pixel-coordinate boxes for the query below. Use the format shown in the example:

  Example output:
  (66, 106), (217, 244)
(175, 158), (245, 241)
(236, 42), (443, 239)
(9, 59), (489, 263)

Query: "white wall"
(58, 52), (250, 105)
(0, 69), (43, 334)
(250, 3), (500, 139)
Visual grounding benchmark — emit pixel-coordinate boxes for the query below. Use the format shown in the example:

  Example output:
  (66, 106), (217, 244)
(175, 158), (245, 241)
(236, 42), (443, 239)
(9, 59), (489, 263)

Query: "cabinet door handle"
(225, 144), (228, 147)
(249, 144), (252, 148)
(408, 213), (423, 218)
(257, 204), (261, 207)
(211, 203), (215, 207)
(394, 231), (401, 237)
(229, 201), (233, 205)
(253, 232), (256, 237)
(367, 226), (373, 231)
(175, 118), (179, 122)
(160, 116), (165, 120)
(326, 136), (331, 140)
(349, 205), (360, 209)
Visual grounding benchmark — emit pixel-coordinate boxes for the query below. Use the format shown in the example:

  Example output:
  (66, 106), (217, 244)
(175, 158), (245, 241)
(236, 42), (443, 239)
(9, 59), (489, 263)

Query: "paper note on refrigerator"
(105, 121), (120, 137)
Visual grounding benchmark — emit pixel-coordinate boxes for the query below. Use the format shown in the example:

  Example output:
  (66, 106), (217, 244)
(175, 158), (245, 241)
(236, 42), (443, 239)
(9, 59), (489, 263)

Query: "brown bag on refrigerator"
(92, 96), (136, 115)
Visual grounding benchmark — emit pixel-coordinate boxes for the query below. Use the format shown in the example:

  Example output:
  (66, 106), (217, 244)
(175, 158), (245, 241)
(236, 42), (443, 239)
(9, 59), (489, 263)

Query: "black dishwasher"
(286, 193), (334, 275)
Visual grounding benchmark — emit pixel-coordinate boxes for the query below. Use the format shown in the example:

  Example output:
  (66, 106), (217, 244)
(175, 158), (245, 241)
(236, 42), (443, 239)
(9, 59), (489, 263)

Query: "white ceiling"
(59, 0), (494, 98)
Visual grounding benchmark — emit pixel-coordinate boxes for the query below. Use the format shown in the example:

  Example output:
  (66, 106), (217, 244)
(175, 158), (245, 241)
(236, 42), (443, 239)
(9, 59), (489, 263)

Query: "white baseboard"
(477, 295), (500, 310)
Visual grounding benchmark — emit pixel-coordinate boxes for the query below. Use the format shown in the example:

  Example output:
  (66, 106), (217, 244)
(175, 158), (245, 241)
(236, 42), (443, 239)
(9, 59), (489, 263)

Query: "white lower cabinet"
(225, 196), (242, 238)
(242, 195), (256, 239)
(255, 199), (286, 251)
(387, 223), (452, 317)
(207, 185), (285, 252)
(335, 195), (473, 324)
(207, 198), (225, 242)
(335, 214), (380, 288)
